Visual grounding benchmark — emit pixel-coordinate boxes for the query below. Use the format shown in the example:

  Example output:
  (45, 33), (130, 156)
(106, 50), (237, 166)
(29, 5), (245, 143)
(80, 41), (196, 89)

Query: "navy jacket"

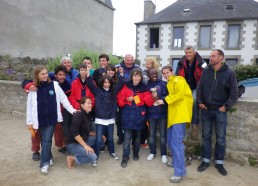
(146, 79), (168, 119)
(117, 81), (154, 130)
(86, 76), (124, 119)
(115, 61), (141, 81)
(37, 81), (57, 127)
(196, 64), (238, 110)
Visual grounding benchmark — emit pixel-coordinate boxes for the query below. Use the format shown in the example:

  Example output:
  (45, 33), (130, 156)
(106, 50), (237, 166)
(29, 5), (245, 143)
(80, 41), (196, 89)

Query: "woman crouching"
(66, 97), (97, 168)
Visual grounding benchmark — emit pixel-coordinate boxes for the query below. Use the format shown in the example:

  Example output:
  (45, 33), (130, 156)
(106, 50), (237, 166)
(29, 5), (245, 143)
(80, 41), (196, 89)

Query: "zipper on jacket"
(208, 70), (216, 106)
(43, 87), (49, 126)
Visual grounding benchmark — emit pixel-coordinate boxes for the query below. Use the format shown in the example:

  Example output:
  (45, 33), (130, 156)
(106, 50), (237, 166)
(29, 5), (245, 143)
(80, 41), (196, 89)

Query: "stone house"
(136, 0), (258, 72)
(0, 0), (114, 58)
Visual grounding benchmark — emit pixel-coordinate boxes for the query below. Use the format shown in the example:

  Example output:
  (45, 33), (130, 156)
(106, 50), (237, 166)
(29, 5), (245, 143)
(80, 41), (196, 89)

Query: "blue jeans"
(95, 124), (115, 157)
(66, 136), (97, 164)
(167, 124), (186, 177)
(115, 109), (124, 140)
(191, 89), (199, 125)
(123, 129), (141, 159)
(148, 118), (167, 156)
(38, 124), (55, 168)
(201, 109), (227, 164)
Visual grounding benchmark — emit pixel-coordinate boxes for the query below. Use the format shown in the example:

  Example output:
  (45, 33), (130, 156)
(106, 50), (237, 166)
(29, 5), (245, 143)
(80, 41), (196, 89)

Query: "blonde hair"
(33, 65), (50, 87)
(146, 57), (160, 71)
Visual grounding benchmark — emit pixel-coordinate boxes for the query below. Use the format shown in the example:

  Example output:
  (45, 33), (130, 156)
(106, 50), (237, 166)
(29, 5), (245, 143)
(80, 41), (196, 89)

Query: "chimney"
(144, 0), (156, 20)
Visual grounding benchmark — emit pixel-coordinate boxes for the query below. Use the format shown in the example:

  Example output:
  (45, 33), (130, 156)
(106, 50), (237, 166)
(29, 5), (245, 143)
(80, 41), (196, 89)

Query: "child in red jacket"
(117, 69), (156, 168)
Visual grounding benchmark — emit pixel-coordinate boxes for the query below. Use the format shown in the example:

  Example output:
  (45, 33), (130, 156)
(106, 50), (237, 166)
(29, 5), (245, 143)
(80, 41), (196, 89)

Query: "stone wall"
(0, 55), (48, 81)
(0, 80), (257, 165)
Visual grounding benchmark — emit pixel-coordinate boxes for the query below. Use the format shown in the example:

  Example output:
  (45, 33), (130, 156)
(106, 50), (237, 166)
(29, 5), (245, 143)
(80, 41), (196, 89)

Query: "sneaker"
(215, 164), (227, 176)
(117, 138), (123, 145)
(147, 154), (155, 161)
(41, 165), (49, 174)
(110, 153), (119, 160)
(170, 176), (182, 183)
(197, 162), (209, 172)
(100, 146), (105, 153)
(32, 152), (40, 161)
(49, 159), (53, 166)
(140, 143), (149, 149)
(121, 158), (128, 168)
(91, 161), (97, 167)
(161, 155), (168, 164)
(133, 153), (139, 161)
(58, 147), (67, 155)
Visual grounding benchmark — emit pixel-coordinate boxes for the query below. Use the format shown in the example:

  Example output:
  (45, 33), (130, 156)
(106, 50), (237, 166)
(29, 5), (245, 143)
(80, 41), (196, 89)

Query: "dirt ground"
(0, 112), (258, 186)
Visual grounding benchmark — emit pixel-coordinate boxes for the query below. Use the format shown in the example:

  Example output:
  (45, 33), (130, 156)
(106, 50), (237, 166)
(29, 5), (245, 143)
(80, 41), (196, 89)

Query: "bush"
(233, 64), (258, 82)
(46, 49), (123, 72)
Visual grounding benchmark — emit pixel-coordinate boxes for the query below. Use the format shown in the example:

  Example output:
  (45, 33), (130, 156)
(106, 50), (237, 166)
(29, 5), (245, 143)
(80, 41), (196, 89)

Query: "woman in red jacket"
(117, 69), (156, 168)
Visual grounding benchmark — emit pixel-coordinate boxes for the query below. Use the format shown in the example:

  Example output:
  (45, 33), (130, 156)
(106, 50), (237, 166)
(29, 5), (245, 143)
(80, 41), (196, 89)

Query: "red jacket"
(68, 78), (95, 110)
(117, 84), (154, 108)
(176, 52), (205, 84)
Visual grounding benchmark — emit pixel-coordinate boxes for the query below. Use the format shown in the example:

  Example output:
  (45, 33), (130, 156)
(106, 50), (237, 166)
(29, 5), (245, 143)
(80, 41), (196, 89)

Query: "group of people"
(25, 46), (238, 183)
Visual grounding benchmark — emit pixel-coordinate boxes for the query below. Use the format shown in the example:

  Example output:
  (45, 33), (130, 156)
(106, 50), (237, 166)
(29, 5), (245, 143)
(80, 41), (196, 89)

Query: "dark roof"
(96, 0), (114, 10)
(136, 0), (258, 25)
(105, 0), (114, 9)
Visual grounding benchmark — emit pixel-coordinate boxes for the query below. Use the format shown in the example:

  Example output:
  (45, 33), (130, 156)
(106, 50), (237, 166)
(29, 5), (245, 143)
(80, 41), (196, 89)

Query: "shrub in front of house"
(233, 64), (258, 82)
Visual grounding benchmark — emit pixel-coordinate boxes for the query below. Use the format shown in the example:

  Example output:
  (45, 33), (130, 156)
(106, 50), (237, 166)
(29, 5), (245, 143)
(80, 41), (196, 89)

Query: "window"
(171, 58), (180, 73)
(226, 4), (234, 10)
(173, 27), (184, 48)
(199, 25), (211, 48)
(149, 28), (159, 48)
(227, 24), (240, 49)
(226, 59), (238, 68)
(183, 8), (190, 12)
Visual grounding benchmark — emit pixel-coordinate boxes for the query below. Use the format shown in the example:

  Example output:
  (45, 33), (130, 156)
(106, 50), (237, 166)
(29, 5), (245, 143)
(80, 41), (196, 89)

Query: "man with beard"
(196, 49), (238, 176)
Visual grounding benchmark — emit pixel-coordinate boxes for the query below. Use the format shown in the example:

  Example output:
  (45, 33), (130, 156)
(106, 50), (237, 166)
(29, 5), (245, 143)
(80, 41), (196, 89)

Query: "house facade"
(136, 0), (258, 72)
(0, 0), (114, 58)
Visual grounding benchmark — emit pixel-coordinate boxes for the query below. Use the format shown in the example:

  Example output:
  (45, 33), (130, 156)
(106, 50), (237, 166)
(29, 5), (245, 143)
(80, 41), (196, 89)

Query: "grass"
(46, 49), (123, 72)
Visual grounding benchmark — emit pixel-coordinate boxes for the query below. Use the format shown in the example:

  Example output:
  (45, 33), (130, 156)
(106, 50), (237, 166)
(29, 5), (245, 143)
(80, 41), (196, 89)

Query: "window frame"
(226, 24), (241, 49)
(172, 26), (185, 49)
(198, 25), (212, 49)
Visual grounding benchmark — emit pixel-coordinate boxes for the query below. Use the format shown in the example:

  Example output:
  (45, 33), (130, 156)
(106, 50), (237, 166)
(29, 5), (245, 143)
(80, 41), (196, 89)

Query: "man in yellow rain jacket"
(162, 66), (193, 183)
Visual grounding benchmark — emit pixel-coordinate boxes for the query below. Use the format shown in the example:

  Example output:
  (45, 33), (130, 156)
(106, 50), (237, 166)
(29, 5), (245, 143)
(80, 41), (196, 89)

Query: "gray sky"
(112, 0), (176, 57)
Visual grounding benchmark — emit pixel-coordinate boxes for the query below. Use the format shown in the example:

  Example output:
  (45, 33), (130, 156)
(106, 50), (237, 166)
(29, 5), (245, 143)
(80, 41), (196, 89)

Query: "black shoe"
(197, 162), (209, 172)
(133, 153), (139, 161)
(117, 138), (123, 145)
(58, 147), (67, 155)
(215, 164), (227, 176)
(32, 152), (40, 161)
(100, 146), (105, 153)
(121, 158), (128, 168)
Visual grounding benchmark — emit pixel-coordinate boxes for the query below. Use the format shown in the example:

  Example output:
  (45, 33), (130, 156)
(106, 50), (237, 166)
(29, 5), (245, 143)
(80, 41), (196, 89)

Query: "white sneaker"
(49, 159), (53, 166)
(110, 153), (119, 160)
(91, 161), (97, 167)
(41, 165), (49, 174)
(161, 155), (168, 164)
(147, 154), (155, 161)
(170, 176), (182, 183)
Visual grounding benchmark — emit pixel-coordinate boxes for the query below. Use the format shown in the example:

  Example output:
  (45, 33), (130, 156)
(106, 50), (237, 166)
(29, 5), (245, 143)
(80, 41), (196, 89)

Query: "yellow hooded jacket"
(165, 75), (193, 129)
